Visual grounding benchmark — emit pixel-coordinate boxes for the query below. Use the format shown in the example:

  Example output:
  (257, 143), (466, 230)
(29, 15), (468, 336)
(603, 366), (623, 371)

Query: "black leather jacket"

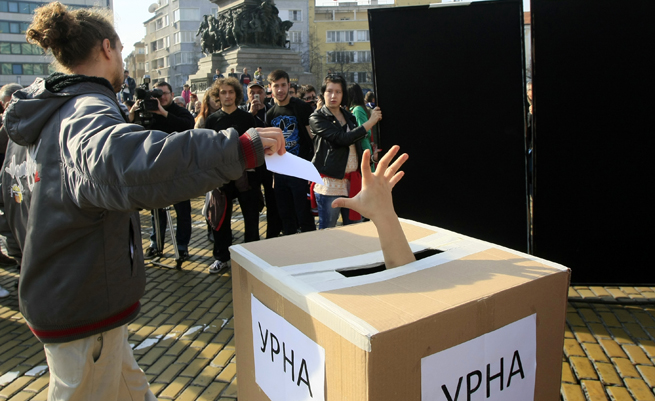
(309, 106), (367, 179)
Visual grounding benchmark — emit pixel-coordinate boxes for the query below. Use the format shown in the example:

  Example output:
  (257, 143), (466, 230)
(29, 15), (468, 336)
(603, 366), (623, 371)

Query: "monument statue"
(196, 0), (293, 54)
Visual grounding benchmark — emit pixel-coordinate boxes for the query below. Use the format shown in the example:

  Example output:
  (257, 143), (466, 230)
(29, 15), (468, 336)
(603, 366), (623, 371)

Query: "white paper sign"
(251, 295), (326, 401)
(421, 314), (536, 401)
(265, 152), (324, 184)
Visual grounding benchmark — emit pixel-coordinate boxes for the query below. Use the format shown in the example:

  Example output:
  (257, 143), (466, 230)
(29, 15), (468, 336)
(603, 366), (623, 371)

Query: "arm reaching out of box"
(332, 146), (416, 269)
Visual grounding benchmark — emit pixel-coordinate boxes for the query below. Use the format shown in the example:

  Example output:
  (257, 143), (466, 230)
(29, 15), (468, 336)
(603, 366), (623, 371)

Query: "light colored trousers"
(44, 325), (156, 401)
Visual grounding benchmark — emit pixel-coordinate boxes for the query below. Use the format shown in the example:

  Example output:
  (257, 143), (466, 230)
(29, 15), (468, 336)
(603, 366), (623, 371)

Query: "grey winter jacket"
(0, 76), (264, 343)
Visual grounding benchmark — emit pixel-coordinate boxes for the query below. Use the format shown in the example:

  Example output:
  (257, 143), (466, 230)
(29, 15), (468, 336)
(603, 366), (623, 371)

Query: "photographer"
(128, 82), (196, 262)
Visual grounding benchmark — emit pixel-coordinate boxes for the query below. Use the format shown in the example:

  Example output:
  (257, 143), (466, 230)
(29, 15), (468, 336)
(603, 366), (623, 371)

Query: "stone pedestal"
(189, 47), (314, 94)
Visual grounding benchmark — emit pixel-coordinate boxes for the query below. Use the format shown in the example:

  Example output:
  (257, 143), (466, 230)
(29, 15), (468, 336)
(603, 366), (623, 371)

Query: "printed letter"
(466, 371), (481, 401)
(297, 358), (314, 398)
(507, 350), (525, 388)
(283, 342), (295, 382)
(441, 377), (463, 401)
(270, 333), (280, 362)
(486, 357), (504, 397)
(258, 322), (268, 353)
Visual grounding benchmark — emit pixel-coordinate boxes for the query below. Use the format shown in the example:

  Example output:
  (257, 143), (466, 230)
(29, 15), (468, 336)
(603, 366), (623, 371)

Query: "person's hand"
(332, 145), (407, 223)
(249, 97), (264, 114)
(128, 101), (141, 123)
(333, 145), (415, 269)
(150, 98), (168, 118)
(256, 127), (286, 156)
(368, 107), (382, 124)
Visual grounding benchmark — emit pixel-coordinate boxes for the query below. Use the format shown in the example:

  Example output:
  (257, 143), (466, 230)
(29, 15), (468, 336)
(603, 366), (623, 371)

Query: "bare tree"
(307, 25), (323, 86)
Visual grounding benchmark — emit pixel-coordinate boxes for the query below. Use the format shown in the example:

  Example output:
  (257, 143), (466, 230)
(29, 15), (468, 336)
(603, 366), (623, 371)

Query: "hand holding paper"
(257, 127), (286, 156)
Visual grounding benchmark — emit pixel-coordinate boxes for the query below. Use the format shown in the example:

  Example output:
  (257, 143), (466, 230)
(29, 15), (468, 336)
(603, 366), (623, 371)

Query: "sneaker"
(208, 260), (231, 274)
(144, 247), (160, 260)
(0, 285), (9, 298)
(0, 253), (17, 268)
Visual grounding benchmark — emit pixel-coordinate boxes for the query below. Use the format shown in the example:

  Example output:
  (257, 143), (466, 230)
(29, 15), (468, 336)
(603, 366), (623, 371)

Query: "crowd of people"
(0, 3), (414, 399)
(122, 67), (383, 274)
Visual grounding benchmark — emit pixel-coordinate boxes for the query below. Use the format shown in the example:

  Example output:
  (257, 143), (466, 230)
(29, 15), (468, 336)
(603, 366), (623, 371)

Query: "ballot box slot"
(336, 248), (443, 277)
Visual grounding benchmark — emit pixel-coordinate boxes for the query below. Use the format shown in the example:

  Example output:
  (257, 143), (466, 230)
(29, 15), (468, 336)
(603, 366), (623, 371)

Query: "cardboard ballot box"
(231, 220), (570, 401)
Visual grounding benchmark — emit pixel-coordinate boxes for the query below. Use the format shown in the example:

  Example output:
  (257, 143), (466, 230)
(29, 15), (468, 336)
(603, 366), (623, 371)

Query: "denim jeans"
(315, 193), (360, 229)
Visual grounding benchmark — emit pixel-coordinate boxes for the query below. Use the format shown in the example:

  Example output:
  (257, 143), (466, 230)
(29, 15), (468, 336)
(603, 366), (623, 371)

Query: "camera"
(132, 75), (163, 127)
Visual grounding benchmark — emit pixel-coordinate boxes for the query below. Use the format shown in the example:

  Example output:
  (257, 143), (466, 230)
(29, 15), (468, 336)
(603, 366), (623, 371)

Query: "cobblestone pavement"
(1, 197), (654, 400)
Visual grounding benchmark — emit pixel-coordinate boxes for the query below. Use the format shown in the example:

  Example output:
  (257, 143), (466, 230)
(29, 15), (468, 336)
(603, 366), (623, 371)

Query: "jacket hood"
(2, 73), (119, 146)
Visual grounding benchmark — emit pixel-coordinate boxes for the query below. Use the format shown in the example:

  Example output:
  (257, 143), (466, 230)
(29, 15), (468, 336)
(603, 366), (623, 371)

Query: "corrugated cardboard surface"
(233, 261), (370, 401)
(318, 247), (560, 333)
(365, 271), (569, 401)
(232, 220), (570, 400)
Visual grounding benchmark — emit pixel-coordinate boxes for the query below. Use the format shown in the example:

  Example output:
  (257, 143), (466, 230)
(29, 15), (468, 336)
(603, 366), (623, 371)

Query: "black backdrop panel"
(531, 0), (655, 284)
(369, 1), (528, 252)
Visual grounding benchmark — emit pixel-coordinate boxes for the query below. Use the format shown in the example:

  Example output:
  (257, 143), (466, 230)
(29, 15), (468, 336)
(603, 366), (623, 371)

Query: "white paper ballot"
(265, 152), (324, 184)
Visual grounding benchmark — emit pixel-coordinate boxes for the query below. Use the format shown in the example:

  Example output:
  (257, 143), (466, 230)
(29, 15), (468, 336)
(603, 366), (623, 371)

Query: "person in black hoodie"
(129, 81), (196, 264)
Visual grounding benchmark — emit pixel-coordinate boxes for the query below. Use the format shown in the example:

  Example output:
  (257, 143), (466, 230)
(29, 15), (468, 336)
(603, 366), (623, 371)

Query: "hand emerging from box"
(332, 146), (416, 269)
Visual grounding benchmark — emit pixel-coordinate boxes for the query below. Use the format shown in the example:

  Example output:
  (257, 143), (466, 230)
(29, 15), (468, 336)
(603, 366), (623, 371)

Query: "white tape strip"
(231, 246), (380, 352)
(397, 218), (569, 272)
(312, 239), (493, 292)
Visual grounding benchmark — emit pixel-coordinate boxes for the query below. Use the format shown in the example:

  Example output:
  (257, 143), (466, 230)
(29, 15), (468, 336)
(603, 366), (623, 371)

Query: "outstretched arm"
(332, 145), (415, 269)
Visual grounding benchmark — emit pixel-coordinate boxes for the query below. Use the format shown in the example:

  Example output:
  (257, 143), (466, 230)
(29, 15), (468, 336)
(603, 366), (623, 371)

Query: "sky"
(113, 0), (531, 64)
(113, 0), (156, 61)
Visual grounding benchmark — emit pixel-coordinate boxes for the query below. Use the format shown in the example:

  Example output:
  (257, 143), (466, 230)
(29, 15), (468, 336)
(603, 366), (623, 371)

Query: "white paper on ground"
(265, 152), (323, 184)
(251, 295), (326, 401)
(421, 314), (537, 401)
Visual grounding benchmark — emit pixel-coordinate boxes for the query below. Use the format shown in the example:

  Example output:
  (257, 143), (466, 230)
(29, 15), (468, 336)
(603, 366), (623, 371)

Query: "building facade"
(0, 0), (111, 87)
(141, 0), (216, 95)
(276, 0), (309, 73)
(310, 1), (392, 90)
(124, 41), (146, 87)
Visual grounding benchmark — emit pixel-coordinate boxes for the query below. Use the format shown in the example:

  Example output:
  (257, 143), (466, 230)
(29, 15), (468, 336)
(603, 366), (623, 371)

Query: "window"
(315, 12), (333, 20)
(174, 31), (195, 44)
(145, 62), (149, 71)
(138, 62), (145, 70)
(0, 1), (51, 13)
(173, 52), (194, 65)
(151, 38), (168, 52)
(137, 47), (146, 54)
(327, 30), (354, 43)
(156, 18), (163, 30)
(0, 21), (24, 33)
(356, 51), (371, 63)
(158, 0), (168, 6)
(357, 30), (370, 42)
(289, 10), (301, 21)
(0, 42), (42, 55)
(174, 8), (199, 22)
(327, 51), (354, 64)
(0, 63), (52, 75)
(357, 71), (372, 83)
(287, 31), (301, 43)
